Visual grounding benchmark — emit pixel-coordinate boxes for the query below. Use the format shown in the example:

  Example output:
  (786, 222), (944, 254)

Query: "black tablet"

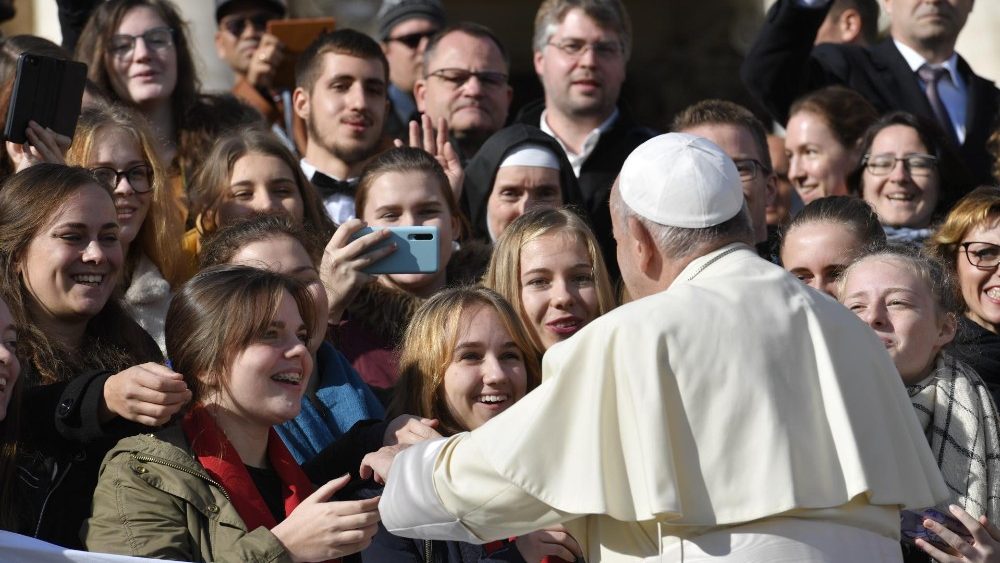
(3, 53), (87, 144)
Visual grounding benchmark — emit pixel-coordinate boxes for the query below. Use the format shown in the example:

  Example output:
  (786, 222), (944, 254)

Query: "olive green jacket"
(83, 424), (294, 563)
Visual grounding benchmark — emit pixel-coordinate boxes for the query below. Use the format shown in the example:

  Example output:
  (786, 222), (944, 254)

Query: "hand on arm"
(101, 363), (191, 426)
(917, 505), (1000, 562)
(360, 444), (408, 485)
(383, 415), (441, 446)
(271, 474), (381, 562)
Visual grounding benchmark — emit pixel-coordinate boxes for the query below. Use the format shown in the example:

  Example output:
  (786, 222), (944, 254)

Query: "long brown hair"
(165, 265), (315, 406)
(389, 286), (541, 436)
(0, 164), (161, 384)
(75, 0), (199, 137)
(66, 102), (186, 286)
(189, 127), (335, 239)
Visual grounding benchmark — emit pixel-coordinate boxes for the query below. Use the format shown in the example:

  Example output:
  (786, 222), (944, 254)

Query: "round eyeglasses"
(90, 164), (154, 193)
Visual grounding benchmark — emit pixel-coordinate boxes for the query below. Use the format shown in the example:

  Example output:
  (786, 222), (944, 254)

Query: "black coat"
(949, 316), (1000, 405)
(462, 124), (584, 243)
(741, 0), (999, 185)
(515, 101), (657, 280)
(16, 366), (148, 548)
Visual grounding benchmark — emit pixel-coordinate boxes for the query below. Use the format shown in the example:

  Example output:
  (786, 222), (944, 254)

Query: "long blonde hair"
(389, 286), (541, 436)
(483, 207), (615, 352)
(66, 102), (186, 287)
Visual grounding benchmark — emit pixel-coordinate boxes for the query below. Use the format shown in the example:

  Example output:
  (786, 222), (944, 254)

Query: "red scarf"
(182, 405), (340, 563)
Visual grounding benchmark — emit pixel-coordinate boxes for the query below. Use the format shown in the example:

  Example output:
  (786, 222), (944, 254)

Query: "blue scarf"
(276, 342), (385, 464)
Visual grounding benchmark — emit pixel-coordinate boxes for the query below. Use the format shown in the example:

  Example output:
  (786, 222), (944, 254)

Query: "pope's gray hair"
(609, 185), (755, 260)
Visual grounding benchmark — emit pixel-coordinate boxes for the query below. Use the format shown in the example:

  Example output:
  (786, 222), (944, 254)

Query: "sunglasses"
(386, 30), (438, 49)
(221, 12), (278, 37)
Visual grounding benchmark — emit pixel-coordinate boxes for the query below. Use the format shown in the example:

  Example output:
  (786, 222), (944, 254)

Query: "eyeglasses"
(427, 68), (508, 89)
(386, 30), (438, 49)
(960, 241), (1000, 270)
(863, 153), (937, 177)
(546, 39), (623, 60)
(733, 159), (771, 183)
(109, 27), (174, 59)
(90, 164), (154, 193)
(220, 12), (277, 37)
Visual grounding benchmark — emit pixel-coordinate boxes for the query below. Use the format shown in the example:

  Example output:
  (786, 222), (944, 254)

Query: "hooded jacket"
(461, 125), (583, 242)
(83, 425), (293, 563)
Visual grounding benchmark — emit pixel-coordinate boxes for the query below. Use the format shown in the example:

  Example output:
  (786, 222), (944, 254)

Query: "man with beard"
(294, 29), (390, 224)
(742, 0), (999, 185)
(517, 0), (655, 279)
(413, 23), (513, 163)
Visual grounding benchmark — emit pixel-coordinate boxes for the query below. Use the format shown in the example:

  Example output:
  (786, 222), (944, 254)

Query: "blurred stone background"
(5, 0), (999, 132)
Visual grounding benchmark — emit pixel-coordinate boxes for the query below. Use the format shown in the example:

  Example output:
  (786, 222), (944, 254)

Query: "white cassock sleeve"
(379, 435), (574, 543)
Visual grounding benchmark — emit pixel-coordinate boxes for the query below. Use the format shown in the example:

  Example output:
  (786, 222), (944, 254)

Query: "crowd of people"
(0, 0), (998, 561)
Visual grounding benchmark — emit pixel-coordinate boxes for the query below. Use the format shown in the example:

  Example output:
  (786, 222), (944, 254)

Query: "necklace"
(686, 246), (741, 281)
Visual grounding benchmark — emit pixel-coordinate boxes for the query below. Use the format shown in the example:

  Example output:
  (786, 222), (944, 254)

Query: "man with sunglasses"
(517, 0), (656, 280)
(214, 0), (291, 144)
(377, 0), (446, 141)
(414, 22), (513, 162)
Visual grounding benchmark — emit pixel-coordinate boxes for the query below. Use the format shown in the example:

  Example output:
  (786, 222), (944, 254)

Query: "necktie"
(917, 64), (959, 145)
(311, 171), (357, 199)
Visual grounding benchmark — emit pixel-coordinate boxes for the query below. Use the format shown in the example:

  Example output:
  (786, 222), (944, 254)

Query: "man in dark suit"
(516, 0), (656, 279)
(742, 0), (998, 185)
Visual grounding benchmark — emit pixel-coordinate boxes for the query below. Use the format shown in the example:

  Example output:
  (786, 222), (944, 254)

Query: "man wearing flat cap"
(364, 133), (948, 561)
(376, 0), (446, 141)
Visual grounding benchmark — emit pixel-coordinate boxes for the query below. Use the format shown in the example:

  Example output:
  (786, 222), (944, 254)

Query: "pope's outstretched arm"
(376, 433), (575, 543)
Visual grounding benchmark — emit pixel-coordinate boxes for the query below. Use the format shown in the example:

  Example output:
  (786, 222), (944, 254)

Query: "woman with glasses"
(851, 111), (971, 244)
(65, 102), (185, 352)
(74, 0), (262, 219)
(927, 186), (1000, 404)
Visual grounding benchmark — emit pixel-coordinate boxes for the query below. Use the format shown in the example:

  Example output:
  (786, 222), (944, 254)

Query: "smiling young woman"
(483, 207), (616, 353)
(75, 0), (264, 220)
(85, 265), (380, 562)
(0, 163), (177, 547)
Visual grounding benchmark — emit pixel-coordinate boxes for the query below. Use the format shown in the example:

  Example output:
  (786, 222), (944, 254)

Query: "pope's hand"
(360, 444), (408, 485)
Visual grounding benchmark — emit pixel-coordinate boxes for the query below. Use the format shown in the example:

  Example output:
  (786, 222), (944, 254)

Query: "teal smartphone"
(350, 226), (439, 274)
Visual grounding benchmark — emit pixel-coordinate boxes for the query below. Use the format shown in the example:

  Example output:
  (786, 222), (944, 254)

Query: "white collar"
(893, 39), (961, 85)
(540, 108), (619, 150)
(299, 159), (356, 183)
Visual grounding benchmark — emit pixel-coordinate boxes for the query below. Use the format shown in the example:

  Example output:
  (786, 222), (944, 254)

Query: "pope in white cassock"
(364, 133), (949, 561)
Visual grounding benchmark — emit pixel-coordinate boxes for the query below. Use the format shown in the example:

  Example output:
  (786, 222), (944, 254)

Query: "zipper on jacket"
(424, 538), (432, 563)
(130, 453), (232, 502)
(33, 459), (72, 538)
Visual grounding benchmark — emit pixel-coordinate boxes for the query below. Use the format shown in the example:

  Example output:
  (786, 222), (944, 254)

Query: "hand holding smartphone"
(349, 226), (439, 275)
(901, 508), (974, 550)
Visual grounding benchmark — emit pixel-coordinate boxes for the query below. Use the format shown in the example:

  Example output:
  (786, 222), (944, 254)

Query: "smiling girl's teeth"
(0, 377), (5, 392)
(479, 394), (508, 404)
(73, 274), (104, 285)
(271, 372), (301, 384)
(987, 287), (1000, 300)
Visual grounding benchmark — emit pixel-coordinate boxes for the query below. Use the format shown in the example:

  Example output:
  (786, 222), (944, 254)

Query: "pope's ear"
(626, 215), (655, 267)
